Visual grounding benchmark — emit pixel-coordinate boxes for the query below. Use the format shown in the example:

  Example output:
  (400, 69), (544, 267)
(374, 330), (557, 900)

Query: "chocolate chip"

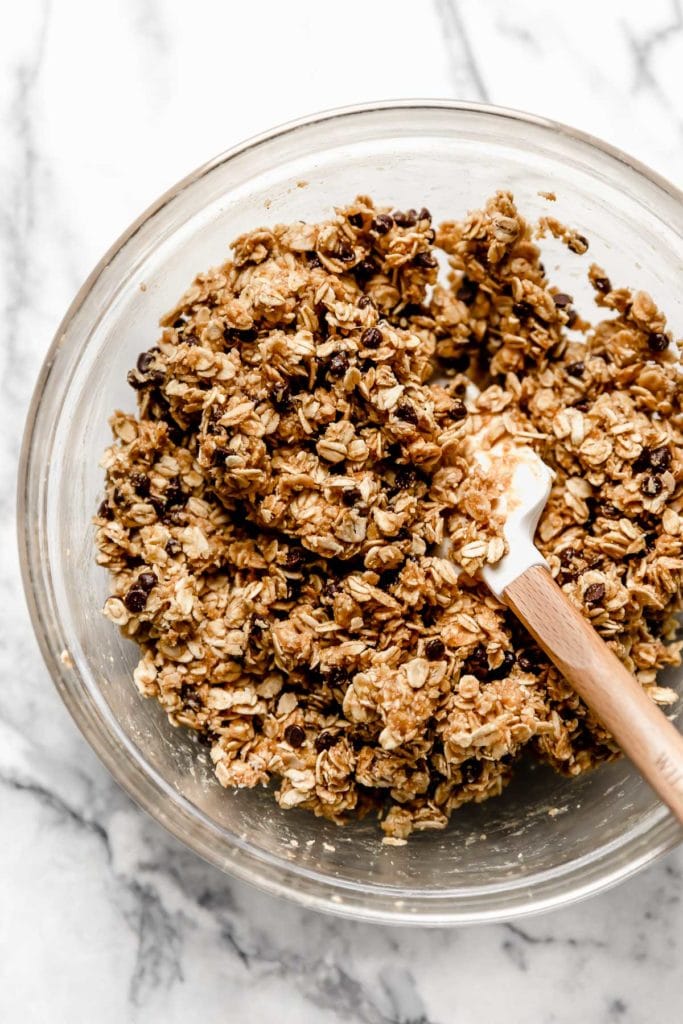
(137, 350), (156, 373)
(130, 472), (150, 497)
(414, 251), (438, 269)
(584, 582), (605, 606)
(393, 209), (418, 227)
(632, 447), (652, 473)
(124, 588), (148, 613)
(173, 318), (186, 330)
(566, 361), (585, 378)
(327, 352), (349, 378)
(513, 300), (534, 319)
(305, 251), (322, 268)
(270, 381), (293, 412)
(461, 758), (483, 784)
(593, 275), (611, 293)
(394, 466), (418, 491)
(464, 644), (489, 680)
(573, 399), (590, 412)
(425, 638), (446, 661)
(518, 652), (542, 674)
(97, 500), (113, 520)
(489, 650), (516, 680)
(560, 547), (580, 566)
(553, 293), (573, 308)
(348, 213), (364, 228)
(127, 370), (146, 390)
(165, 539), (180, 556)
(285, 547), (305, 569)
(396, 400), (418, 425)
(566, 309), (578, 328)
(361, 326), (382, 349)
(354, 259), (376, 280)
(649, 447), (671, 473)
(418, 207), (432, 222)
(641, 475), (663, 497)
(371, 214), (394, 235)
(283, 723), (305, 748)
(315, 731), (337, 753)
(137, 571), (157, 593)
(358, 294), (374, 309)
(568, 234), (589, 254)
(456, 277), (479, 303)
(333, 243), (355, 262)
(164, 483), (185, 508)
(597, 501), (621, 520)
(451, 398), (468, 421)
(326, 665), (348, 686)
(647, 332), (669, 352)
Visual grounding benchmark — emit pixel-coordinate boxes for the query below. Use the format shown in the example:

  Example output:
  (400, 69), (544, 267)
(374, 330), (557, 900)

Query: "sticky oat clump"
(95, 192), (683, 841)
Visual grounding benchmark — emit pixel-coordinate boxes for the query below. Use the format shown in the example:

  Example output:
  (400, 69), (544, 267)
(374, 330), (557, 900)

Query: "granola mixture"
(95, 193), (683, 840)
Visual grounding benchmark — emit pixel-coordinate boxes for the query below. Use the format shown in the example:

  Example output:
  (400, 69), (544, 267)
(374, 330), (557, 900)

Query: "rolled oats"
(96, 192), (683, 839)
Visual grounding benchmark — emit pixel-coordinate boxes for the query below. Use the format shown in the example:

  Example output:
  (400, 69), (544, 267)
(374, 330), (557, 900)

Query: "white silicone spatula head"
(474, 442), (554, 598)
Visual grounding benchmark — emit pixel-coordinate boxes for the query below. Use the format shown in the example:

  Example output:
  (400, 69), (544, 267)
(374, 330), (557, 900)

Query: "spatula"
(471, 436), (683, 824)
(446, 411), (683, 819)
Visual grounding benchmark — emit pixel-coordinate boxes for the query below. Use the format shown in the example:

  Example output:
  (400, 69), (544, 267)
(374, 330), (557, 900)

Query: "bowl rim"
(17, 98), (683, 925)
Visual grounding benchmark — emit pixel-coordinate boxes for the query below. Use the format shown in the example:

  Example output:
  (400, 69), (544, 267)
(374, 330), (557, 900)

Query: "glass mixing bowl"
(18, 101), (683, 924)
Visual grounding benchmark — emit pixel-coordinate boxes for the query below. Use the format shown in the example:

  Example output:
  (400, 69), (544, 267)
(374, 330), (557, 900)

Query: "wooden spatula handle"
(505, 564), (683, 825)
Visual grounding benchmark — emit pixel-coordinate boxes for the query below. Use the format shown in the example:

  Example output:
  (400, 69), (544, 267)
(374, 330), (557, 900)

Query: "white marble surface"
(2, 1), (683, 1021)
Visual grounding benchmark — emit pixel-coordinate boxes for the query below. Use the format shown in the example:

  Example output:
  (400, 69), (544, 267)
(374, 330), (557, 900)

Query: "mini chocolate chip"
(97, 500), (114, 520)
(124, 588), (148, 613)
(568, 234), (589, 254)
(130, 472), (150, 497)
(553, 293), (573, 308)
(461, 758), (483, 784)
(326, 665), (348, 686)
(327, 352), (349, 378)
(464, 644), (489, 681)
(593, 275), (611, 293)
(425, 228), (436, 243)
(418, 207), (432, 222)
(322, 581), (339, 601)
(393, 209), (417, 227)
(489, 650), (516, 680)
(597, 501), (621, 519)
(348, 212), (364, 227)
(127, 370), (146, 390)
(372, 214), (394, 235)
(560, 547), (580, 566)
(341, 485), (360, 507)
(285, 547), (305, 569)
(305, 251), (322, 268)
(354, 259), (376, 280)
(396, 400), (418, 425)
(361, 326), (382, 348)
(518, 652), (542, 674)
(137, 571), (157, 593)
(632, 447), (652, 473)
(566, 309), (578, 328)
(165, 483), (185, 508)
(584, 582), (606, 606)
(425, 638), (446, 661)
(566, 361), (585, 378)
(270, 381), (293, 412)
(315, 731), (337, 753)
(414, 251), (438, 269)
(451, 398), (468, 421)
(513, 300), (534, 319)
(333, 243), (355, 262)
(641, 475), (663, 496)
(173, 318), (186, 330)
(165, 539), (180, 556)
(137, 351), (156, 373)
(649, 447), (671, 472)
(573, 399), (590, 412)
(358, 294), (374, 309)
(394, 466), (418, 490)
(456, 277), (478, 303)
(647, 332), (669, 352)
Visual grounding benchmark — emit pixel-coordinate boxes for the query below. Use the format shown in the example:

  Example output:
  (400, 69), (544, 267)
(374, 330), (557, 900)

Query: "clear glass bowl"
(18, 101), (683, 924)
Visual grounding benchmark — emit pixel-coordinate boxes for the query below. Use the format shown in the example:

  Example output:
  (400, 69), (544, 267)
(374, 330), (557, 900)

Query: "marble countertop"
(2, 1), (683, 1021)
